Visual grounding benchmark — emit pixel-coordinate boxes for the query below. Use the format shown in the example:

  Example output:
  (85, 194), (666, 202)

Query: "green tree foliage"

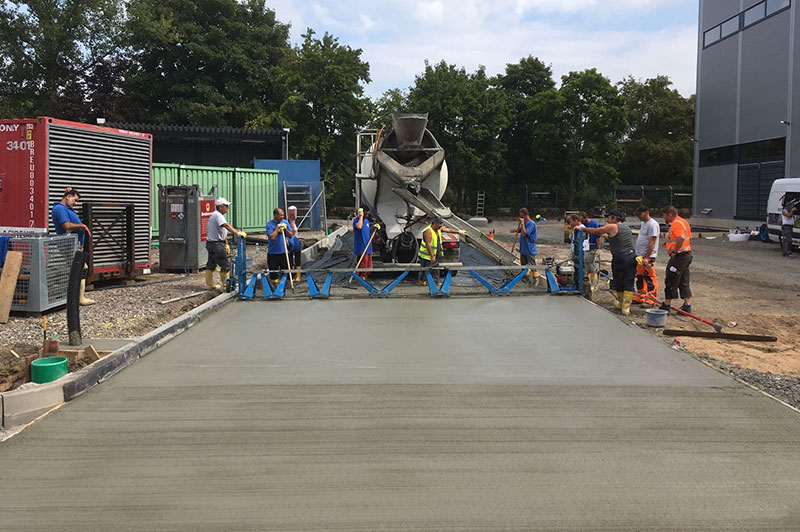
(256, 30), (371, 205)
(370, 88), (409, 129)
(618, 75), (694, 186)
(0, 0), (125, 120)
(407, 61), (510, 211)
(124, 0), (290, 125)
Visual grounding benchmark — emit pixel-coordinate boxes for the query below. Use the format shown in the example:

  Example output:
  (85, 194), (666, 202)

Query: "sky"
(267, 0), (699, 99)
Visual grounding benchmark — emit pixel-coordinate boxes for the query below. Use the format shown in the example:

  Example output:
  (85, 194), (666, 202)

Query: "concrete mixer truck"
(355, 113), (517, 266)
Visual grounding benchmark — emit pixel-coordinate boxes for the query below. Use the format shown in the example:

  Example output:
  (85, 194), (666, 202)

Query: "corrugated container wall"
(151, 164), (278, 236)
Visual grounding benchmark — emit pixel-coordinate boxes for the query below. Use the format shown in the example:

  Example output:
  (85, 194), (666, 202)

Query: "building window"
(699, 138), (786, 167)
(767, 0), (791, 16)
(704, 25), (721, 46)
(721, 16), (741, 38)
(699, 145), (736, 167)
(744, 2), (766, 27)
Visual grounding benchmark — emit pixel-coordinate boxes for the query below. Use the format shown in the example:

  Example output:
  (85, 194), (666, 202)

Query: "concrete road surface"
(2, 297), (800, 531)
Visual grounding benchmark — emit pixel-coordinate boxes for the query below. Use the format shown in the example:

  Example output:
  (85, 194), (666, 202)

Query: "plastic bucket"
(645, 309), (668, 328)
(728, 233), (750, 242)
(30, 357), (68, 384)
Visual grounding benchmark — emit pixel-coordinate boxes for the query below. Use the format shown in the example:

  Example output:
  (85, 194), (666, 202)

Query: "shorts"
(520, 254), (536, 265)
(267, 253), (289, 280)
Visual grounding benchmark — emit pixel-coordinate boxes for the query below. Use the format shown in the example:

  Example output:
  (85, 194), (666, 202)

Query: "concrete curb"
(0, 291), (234, 431)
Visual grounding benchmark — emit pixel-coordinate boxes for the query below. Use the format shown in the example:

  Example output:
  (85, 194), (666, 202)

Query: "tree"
(618, 75), (694, 186)
(254, 29), (371, 205)
(407, 61), (511, 211)
(124, 0), (290, 125)
(370, 88), (409, 129)
(0, 0), (125, 120)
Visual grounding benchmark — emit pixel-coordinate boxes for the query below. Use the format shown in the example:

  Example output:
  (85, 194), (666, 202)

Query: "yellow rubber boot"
(218, 271), (229, 291)
(79, 279), (96, 306)
(294, 266), (301, 282)
(621, 291), (634, 316)
(613, 291), (623, 310)
(205, 270), (220, 290)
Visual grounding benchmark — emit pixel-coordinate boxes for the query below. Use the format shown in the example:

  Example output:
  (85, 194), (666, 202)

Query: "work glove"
(459, 230), (468, 235)
(225, 244), (231, 254)
(636, 256), (644, 266)
(358, 208), (364, 216)
(239, 231), (247, 239)
(277, 224), (285, 232)
(374, 223), (381, 230)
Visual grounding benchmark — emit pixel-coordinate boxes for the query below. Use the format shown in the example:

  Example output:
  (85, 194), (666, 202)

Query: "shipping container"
(253, 160), (324, 231)
(151, 163), (278, 236)
(0, 117), (152, 279)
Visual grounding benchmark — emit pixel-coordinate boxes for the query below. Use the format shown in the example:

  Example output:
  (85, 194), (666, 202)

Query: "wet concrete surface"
(1, 297), (800, 530)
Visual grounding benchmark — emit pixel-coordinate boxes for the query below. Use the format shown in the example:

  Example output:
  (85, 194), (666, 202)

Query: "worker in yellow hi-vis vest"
(418, 216), (466, 285)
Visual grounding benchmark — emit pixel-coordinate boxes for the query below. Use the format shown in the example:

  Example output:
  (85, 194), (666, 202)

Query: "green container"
(235, 168), (279, 233)
(30, 357), (68, 384)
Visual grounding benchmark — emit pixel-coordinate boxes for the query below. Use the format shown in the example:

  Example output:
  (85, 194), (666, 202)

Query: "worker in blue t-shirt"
(511, 208), (538, 284)
(51, 187), (95, 305)
(266, 208), (293, 284)
(353, 205), (380, 279)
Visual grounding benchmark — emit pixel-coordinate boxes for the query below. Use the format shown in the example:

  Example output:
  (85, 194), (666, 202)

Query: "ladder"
(476, 191), (485, 217)
(283, 183), (313, 230)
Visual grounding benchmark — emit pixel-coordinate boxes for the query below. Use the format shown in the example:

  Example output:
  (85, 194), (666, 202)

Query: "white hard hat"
(215, 197), (231, 206)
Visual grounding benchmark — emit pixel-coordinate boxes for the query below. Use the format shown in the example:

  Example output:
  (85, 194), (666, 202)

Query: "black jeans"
(781, 225), (794, 255)
(205, 241), (228, 272)
(665, 251), (692, 300)
(611, 250), (636, 293)
(267, 253), (289, 280)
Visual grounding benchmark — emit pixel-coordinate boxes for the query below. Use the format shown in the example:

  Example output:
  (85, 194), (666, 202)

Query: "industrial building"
(694, 0), (794, 228)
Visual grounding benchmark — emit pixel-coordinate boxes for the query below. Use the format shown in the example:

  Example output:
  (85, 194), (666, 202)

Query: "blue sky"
(267, 0), (699, 99)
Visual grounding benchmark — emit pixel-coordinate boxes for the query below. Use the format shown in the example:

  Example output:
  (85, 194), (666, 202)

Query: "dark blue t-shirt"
(353, 217), (372, 255)
(52, 203), (85, 245)
(585, 220), (599, 249)
(266, 220), (290, 254)
(519, 219), (537, 256)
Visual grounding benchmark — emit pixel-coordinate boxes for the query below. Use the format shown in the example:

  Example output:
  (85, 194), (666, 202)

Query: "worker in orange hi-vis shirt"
(659, 205), (692, 315)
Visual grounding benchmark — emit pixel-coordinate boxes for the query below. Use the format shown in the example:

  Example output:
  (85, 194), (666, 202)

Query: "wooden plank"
(0, 251), (23, 324)
(663, 329), (777, 342)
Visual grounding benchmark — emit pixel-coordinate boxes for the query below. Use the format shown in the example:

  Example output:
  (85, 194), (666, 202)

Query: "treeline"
(0, 0), (694, 211)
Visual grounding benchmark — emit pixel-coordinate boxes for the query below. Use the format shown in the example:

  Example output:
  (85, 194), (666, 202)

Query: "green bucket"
(30, 357), (68, 384)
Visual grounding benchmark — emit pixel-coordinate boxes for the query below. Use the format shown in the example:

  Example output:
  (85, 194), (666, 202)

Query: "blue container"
(253, 160), (323, 231)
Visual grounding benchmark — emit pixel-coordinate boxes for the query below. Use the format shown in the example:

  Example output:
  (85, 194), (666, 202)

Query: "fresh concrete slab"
(0, 297), (799, 531)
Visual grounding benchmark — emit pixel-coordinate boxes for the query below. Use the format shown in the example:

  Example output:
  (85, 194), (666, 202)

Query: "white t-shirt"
(635, 218), (660, 259)
(781, 204), (795, 225)
(207, 210), (228, 242)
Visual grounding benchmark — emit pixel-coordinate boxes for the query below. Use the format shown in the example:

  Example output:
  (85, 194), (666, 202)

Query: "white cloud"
(268, 0), (698, 98)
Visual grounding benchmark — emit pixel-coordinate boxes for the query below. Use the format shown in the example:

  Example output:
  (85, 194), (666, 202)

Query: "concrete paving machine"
(356, 114), (516, 266)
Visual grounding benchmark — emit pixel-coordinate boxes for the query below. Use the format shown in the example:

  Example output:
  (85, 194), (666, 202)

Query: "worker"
(204, 197), (246, 290)
(577, 209), (636, 315)
(633, 206), (660, 304)
(781, 197), (797, 257)
(579, 211), (601, 286)
(511, 208), (538, 283)
(660, 206), (692, 314)
(353, 206), (379, 279)
(266, 207), (293, 285)
(287, 206), (303, 281)
(52, 187), (95, 305)
(418, 215), (466, 284)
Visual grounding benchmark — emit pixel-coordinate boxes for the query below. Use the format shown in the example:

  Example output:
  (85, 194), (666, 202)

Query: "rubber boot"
(79, 279), (96, 306)
(532, 270), (541, 286)
(218, 271), (229, 291)
(294, 266), (301, 282)
(205, 269), (220, 290)
(613, 291), (623, 310)
(621, 291), (634, 316)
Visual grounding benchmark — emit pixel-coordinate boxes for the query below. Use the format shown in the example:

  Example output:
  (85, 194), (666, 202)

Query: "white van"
(762, 178), (800, 246)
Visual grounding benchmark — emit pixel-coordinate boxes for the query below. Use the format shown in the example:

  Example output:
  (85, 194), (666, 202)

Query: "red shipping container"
(0, 117), (153, 278)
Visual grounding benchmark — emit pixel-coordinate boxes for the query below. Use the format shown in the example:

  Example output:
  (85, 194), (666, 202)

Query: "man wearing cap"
(287, 206), (303, 281)
(418, 215), (467, 285)
(266, 208), (293, 285)
(577, 209), (636, 315)
(204, 197), (246, 290)
(634, 206), (659, 304)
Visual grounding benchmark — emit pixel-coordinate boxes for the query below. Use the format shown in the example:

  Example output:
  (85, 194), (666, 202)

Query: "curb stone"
(1, 291), (234, 431)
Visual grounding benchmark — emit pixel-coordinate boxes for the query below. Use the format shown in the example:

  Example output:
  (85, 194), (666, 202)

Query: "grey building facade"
(694, 0), (794, 228)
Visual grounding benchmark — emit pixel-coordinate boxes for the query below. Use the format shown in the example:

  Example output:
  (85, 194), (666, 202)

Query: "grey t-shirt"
(207, 210), (228, 242)
(635, 218), (660, 258)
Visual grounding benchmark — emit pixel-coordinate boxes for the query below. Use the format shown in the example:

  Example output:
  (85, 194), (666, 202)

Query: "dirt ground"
(490, 218), (800, 399)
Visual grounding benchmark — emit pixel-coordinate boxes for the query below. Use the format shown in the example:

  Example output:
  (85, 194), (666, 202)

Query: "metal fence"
(614, 185), (692, 214)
